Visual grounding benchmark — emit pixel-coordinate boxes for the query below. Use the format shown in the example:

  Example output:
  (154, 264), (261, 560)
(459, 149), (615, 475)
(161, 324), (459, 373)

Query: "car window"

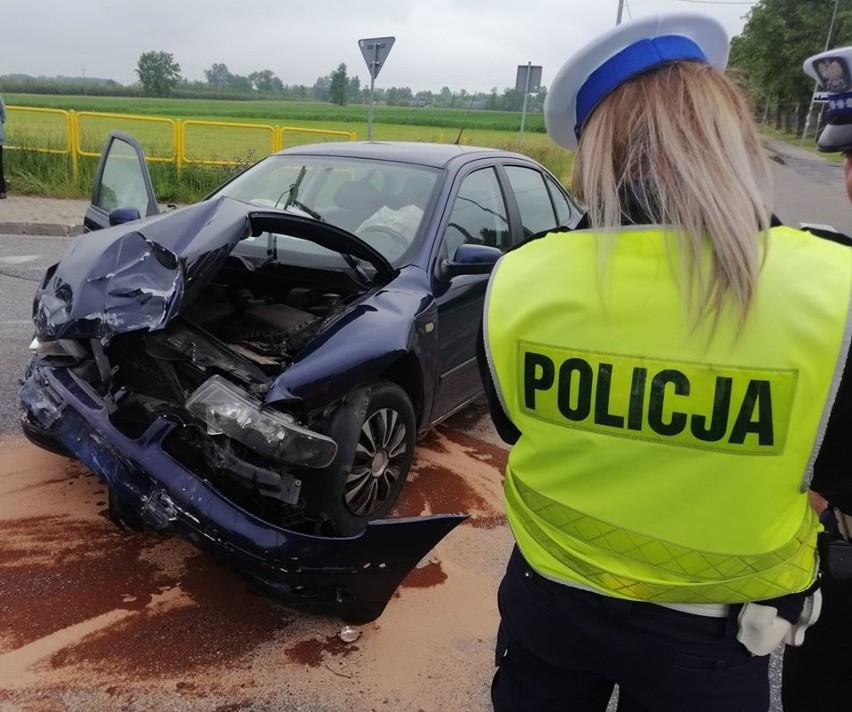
(95, 137), (152, 217)
(442, 167), (510, 258)
(214, 155), (439, 266)
(546, 175), (576, 227)
(503, 165), (561, 238)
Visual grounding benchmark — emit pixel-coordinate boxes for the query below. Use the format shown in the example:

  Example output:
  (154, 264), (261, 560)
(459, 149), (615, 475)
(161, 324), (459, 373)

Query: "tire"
(323, 380), (416, 536)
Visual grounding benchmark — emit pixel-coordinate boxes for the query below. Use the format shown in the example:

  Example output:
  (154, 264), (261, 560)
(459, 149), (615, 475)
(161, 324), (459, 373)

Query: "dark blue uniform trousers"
(491, 547), (770, 712)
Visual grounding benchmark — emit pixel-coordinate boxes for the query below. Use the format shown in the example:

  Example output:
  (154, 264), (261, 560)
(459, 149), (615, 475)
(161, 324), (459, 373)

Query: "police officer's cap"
(803, 47), (852, 153)
(545, 13), (730, 151)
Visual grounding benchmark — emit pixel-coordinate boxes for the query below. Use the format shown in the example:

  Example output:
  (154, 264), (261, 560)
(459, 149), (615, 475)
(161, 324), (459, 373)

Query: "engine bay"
(182, 283), (335, 368)
(65, 263), (373, 531)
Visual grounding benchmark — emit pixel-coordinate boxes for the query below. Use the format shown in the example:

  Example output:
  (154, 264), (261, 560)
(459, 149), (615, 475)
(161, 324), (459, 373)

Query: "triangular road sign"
(359, 36), (396, 80)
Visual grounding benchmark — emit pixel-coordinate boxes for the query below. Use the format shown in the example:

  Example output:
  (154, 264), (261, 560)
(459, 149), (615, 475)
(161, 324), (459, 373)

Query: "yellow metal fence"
(5, 106), (357, 179)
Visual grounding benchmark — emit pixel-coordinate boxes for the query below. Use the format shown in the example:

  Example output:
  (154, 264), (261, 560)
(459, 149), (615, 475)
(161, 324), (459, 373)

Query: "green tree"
(348, 75), (361, 103)
(730, 0), (852, 130)
(135, 51), (182, 96)
(487, 87), (500, 110)
(312, 75), (330, 101)
(250, 69), (284, 93)
(501, 87), (525, 112)
(329, 63), (349, 105)
(435, 86), (453, 108)
(204, 63), (232, 87)
(385, 86), (413, 106)
(227, 74), (253, 93)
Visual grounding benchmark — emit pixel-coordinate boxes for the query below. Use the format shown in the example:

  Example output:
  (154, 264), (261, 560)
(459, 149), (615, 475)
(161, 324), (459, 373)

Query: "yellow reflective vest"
(485, 226), (852, 603)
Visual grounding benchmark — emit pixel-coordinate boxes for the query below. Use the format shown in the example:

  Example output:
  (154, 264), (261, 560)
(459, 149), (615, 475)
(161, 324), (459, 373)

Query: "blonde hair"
(571, 61), (772, 328)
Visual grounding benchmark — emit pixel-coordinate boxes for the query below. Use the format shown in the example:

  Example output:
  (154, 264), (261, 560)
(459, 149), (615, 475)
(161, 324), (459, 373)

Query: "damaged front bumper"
(20, 364), (465, 622)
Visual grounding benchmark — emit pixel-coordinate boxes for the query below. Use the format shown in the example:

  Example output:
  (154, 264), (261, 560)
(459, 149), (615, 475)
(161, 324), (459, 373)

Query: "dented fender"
(265, 266), (440, 415)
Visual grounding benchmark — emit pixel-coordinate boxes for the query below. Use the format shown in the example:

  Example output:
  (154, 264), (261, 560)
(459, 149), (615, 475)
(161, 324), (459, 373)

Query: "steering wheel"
(358, 225), (410, 250)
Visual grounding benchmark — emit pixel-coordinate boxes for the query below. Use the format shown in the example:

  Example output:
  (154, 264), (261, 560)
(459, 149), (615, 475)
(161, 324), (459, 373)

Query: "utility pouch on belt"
(819, 508), (852, 581)
(826, 540), (852, 580)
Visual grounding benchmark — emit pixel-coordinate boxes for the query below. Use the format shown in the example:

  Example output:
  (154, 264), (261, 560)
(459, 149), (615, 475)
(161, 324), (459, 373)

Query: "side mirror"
(109, 207), (141, 226)
(442, 243), (502, 278)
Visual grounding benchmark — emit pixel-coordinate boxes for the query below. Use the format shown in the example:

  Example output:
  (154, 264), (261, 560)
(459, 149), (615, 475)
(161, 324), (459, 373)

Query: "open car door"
(83, 131), (160, 233)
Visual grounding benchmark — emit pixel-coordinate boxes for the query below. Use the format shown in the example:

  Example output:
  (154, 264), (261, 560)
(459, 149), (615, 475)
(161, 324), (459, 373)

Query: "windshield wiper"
(267, 166), (309, 260)
(342, 253), (371, 287)
(274, 166), (325, 221)
(280, 166), (307, 210)
(289, 199), (324, 222)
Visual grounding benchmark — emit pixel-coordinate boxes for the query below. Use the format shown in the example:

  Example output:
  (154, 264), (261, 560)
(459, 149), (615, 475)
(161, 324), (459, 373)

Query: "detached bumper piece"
(20, 365), (465, 622)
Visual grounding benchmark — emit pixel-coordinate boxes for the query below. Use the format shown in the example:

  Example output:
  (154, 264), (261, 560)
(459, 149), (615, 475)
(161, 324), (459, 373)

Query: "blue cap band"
(575, 35), (708, 139)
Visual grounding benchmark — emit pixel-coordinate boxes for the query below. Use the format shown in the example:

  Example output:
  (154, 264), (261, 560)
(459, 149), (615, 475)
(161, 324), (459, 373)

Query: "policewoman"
(482, 14), (852, 712)
(779, 47), (852, 712)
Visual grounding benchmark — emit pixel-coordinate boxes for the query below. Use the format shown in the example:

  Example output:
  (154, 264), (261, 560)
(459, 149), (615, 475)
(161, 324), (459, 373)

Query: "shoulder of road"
(0, 138), (832, 237)
(0, 195), (90, 236)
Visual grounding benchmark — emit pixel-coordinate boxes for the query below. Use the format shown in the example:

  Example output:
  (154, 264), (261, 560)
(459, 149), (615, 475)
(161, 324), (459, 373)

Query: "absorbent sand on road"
(0, 402), (513, 712)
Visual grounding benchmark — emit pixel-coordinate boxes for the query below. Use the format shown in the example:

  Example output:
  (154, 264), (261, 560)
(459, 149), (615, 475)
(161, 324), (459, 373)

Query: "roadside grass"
(4, 95), (573, 202)
(6, 147), (254, 204)
(5, 135), (89, 198)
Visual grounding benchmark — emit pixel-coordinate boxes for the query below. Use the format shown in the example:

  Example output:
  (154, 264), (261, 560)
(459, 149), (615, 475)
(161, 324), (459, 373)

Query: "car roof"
(274, 140), (536, 170)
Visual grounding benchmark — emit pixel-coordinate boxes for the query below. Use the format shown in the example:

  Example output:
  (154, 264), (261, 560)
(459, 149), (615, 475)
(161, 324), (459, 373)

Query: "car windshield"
(212, 154), (440, 267)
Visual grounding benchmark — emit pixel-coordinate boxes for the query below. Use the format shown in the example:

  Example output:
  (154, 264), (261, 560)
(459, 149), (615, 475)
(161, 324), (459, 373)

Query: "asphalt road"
(767, 140), (852, 234)
(0, 146), (848, 710)
(0, 234), (69, 441)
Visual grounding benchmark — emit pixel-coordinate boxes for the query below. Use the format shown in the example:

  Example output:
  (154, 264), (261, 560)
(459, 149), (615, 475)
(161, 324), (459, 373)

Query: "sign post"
(515, 63), (542, 135)
(358, 36), (396, 141)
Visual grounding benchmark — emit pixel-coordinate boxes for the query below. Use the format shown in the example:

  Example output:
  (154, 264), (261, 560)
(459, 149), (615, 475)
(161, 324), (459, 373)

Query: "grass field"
(4, 94), (548, 132)
(4, 94), (572, 202)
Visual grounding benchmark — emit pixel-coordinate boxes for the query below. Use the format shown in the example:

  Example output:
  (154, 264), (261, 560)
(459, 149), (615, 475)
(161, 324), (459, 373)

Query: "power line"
(677, 1), (757, 4)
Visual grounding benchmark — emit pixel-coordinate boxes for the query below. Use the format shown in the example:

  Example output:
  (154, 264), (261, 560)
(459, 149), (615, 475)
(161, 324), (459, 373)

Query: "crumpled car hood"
(33, 197), (394, 341)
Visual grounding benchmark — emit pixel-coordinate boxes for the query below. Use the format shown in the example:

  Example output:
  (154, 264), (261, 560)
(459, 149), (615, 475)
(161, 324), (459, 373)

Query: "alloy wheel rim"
(344, 407), (408, 516)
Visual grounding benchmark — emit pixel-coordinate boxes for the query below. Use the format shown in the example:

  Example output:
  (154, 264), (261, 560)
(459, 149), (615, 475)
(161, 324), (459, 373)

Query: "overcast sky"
(3, 0), (754, 93)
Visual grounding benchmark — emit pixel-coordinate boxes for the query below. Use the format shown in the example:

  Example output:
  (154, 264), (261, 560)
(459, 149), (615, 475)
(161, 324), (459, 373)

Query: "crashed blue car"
(20, 133), (581, 620)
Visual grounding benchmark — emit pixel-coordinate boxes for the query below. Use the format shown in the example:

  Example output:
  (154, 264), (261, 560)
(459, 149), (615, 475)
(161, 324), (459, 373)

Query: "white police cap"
(803, 47), (852, 153)
(545, 13), (730, 151)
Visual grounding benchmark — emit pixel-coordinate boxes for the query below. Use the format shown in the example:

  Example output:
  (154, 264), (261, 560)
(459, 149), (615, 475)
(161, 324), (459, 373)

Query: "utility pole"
(616, 0), (625, 25)
(520, 62), (532, 134)
(801, 0), (840, 145)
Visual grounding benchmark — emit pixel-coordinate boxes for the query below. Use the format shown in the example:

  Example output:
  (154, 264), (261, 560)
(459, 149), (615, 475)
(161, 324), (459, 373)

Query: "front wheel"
(325, 380), (416, 535)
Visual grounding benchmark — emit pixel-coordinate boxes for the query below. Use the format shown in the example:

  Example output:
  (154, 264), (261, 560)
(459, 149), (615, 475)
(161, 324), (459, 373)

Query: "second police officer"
(779, 45), (852, 712)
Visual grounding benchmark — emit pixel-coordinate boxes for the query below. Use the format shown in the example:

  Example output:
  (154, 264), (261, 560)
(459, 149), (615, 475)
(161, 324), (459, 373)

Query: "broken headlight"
(186, 375), (337, 468)
(29, 337), (87, 360)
